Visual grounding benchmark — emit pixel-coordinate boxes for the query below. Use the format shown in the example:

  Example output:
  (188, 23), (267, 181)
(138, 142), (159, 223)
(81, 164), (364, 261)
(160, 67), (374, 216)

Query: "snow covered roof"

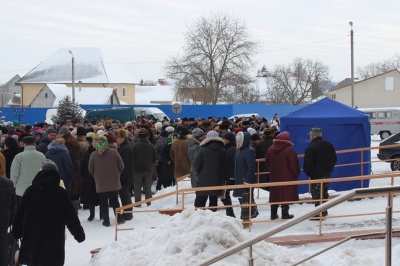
(46, 84), (115, 107)
(135, 84), (177, 104)
(18, 48), (139, 84)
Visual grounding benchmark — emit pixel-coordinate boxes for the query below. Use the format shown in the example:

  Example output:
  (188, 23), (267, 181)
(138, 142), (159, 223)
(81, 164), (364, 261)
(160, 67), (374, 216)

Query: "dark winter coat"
(187, 136), (201, 187)
(89, 146), (124, 193)
(171, 137), (191, 179)
(266, 139), (300, 203)
(37, 135), (52, 154)
(233, 132), (256, 198)
(224, 134), (237, 184)
(255, 135), (274, 187)
(303, 136), (337, 179)
(12, 169), (85, 266)
(159, 142), (175, 187)
(132, 139), (157, 174)
(0, 176), (15, 228)
(155, 133), (169, 162)
(2, 147), (19, 179)
(80, 145), (100, 206)
(46, 141), (75, 192)
(194, 137), (227, 196)
(118, 139), (134, 186)
(63, 133), (82, 197)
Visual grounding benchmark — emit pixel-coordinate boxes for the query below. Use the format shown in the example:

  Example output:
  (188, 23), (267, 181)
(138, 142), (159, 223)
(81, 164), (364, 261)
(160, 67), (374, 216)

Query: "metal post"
(350, 22), (354, 108)
(386, 192), (393, 266)
(248, 245), (253, 266)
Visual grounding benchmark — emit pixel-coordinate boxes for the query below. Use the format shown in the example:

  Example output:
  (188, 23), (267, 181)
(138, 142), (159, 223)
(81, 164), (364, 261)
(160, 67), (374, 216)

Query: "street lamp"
(349, 21), (354, 107)
(68, 50), (76, 104)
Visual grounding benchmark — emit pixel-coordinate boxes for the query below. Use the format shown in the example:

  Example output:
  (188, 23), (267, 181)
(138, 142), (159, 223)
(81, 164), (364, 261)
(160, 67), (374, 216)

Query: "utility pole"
(69, 50), (76, 104)
(350, 21), (354, 108)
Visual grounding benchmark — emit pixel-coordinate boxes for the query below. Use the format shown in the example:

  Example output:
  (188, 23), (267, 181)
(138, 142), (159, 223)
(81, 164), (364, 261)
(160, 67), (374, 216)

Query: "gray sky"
(1, 0), (400, 85)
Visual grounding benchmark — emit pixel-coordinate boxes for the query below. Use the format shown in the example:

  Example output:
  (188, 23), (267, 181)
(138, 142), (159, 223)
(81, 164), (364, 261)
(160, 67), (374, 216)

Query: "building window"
(45, 93), (48, 98)
(122, 87), (126, 98)
(331, 94), (336, 100)
(385, 77), (394, 91)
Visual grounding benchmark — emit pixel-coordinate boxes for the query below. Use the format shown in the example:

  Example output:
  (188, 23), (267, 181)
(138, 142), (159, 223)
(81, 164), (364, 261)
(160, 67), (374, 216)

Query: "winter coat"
(0, 176), (15, 228)
(0, 152), (5, 177)
(255, 135), (274, 186)
(63, 133), (82, 197)
(170, 137), (191, 179)
(233, 132), (256, 198)
(194, 137), (227, 196)
(132, 139), (157, 174)
(45, 141), (75, 192)
(224, 139), (237, 184)
(303, 137), (337, 179)
(10, 145), (46, 196)
(187, 136), (201, 187)
(2, 147), (19, 179)
(266, 139), (300, 203)
(80, 145), (100, 206)
(118, 139), (134, 186)
(155, 134), (169, 162)
(12, 169), (85, 266)
(159, 142), (175, 187)
(37, 135), (52, 154)
(89, 146), (124, 193)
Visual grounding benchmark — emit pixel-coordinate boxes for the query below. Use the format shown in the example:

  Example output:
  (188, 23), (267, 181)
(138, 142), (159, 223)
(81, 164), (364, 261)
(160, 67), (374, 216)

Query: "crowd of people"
(0, 112), (337, 265)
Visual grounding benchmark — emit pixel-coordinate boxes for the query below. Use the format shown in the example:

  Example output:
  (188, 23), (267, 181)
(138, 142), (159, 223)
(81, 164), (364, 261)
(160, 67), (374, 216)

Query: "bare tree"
(221, 77), (264, 103)
(165, 12), (259, 104)
(265, 58), (330, 105)
(357, 54), (400, 79)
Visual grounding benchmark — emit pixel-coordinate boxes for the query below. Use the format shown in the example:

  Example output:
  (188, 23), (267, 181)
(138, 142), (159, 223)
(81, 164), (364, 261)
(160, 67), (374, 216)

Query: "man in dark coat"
(115, 129), (134, 220)
(0, 175), (15, 266)
(303, 128), (337, 217)
(132, 129), (157, 206)
(193, 130), (227, 211)
(37, 127), (57, 154)
(12, 160), (85, 266)
(266, 131), (300, 220)
(221, 132), (237, 217)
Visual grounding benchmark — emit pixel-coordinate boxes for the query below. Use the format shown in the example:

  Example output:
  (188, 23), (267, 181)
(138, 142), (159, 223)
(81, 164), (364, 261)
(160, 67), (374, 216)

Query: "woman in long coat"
(12, 160), (85, 266)
(193, 131), (227, 210)
(170, 127), (191, 180)
(266, 131), (300, 220)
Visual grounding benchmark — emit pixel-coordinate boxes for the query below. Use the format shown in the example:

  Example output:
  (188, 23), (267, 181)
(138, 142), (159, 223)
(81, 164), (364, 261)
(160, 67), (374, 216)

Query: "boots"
(281, 205), (294, 219)
(71, 200), (80, 214)
(221, 197), (236, 218)
(87, 205), (95, 221)
(117, 214), (125, 225)
(270, 205), (279, 220)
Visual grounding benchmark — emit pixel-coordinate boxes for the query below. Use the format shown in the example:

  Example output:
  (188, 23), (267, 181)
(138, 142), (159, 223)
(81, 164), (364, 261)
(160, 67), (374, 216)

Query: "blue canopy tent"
(280, 98), (371, 193)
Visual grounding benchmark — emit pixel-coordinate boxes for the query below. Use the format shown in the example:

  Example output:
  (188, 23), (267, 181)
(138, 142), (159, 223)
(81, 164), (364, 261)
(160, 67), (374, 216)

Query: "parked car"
(377, 131), (400, 171)
(228, 113), (259, 123)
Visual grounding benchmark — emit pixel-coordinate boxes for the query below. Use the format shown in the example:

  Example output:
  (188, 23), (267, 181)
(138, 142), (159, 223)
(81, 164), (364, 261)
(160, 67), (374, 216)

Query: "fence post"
(386, 192), (393, 266)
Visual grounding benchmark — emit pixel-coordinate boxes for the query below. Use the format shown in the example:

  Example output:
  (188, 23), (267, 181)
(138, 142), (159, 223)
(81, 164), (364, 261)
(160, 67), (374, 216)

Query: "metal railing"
(196, 186), (400, 266)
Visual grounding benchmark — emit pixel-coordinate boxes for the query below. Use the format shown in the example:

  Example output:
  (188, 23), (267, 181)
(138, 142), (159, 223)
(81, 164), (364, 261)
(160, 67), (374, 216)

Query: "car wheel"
(380, 131), (391, 140)
(391, 157), (400, 171)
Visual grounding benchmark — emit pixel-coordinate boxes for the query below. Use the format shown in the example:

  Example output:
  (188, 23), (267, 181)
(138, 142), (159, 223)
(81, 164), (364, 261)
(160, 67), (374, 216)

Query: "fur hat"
(165, 126), (175, 133)
(276, 131), (291, 141)
(154, 122), (163, 132)
(76, 127), (86, 136)
(309, 128), (322, 137)
(137, 128), (149, 139)
(58, 127), (69, 135)
(41, 159), (59, 172)
(114, 129), (128, 138)
(247, 127), (257, 136)
(104, 134), (115, 143)
(192, 128), (204, 139)
(125, 121), (133, 128)
(223, 132), (236, 144)
(22, 136), (35, 144)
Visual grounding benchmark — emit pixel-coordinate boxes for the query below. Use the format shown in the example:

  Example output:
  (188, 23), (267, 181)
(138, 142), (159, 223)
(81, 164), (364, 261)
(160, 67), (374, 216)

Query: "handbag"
(240, 191), (259, 220)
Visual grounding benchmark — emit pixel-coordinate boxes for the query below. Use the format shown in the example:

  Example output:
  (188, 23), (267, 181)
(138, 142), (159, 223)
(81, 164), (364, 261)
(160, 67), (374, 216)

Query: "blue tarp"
(280, 98), (371, 193)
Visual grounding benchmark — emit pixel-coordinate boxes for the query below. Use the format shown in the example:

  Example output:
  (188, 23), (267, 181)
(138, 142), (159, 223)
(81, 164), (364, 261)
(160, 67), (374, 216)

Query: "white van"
(228, 113), (259, 123)
(358, 107), (400, 139)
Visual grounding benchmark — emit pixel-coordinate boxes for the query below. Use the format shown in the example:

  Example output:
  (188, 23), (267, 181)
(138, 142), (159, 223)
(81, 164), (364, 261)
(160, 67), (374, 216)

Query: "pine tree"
(52, 96), (84, 123)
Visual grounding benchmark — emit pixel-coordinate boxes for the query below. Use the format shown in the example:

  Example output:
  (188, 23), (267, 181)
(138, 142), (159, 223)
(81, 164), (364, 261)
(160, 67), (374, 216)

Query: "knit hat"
(247, 127), (256, 136)
(276, 131), (291, 141)
(222, 132), (236, 144)
(165, 126), (175, 133)
(97, 136), (109, 155)
(58, 127), (69, 135)
(76, 127), (86, 136)
(18, 133), (31, 143)
(41, 159), (58, 172)
(154, 122), (163, 132)
(206, 130), (219, 138)
(236, 132), (244, 143)
(192, 128), (204, 139)
(46, 127), (57, 135)
(309, 128), (322, 137)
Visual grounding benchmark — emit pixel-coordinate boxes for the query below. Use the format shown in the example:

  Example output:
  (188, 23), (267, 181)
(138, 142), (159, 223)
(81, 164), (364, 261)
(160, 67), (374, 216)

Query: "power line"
(257, 36), (348, 54)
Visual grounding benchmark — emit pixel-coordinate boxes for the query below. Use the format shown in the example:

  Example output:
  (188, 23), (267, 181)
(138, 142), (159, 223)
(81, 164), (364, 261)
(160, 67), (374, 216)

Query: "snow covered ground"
(64, 135), (400, 265)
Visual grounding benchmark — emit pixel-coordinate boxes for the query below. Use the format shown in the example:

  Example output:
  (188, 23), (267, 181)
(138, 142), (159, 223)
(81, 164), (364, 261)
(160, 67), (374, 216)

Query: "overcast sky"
(1, 0), (400, 85)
